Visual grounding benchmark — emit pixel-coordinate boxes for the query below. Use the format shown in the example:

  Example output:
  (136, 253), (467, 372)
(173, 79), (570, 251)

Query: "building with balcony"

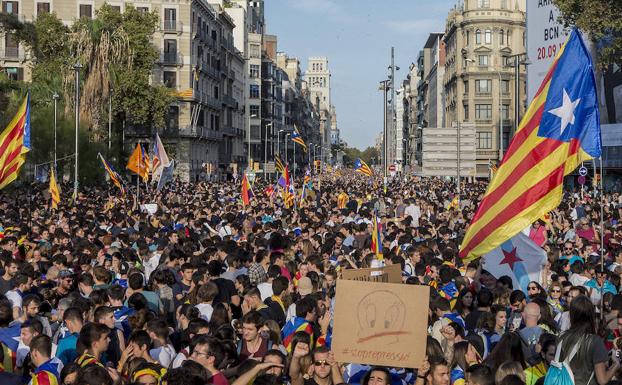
(442, 0), (526, 177)
(0, 0), (246, 181)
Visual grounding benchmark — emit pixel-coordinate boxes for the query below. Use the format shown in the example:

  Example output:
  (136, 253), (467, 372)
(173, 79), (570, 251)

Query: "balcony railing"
(160, 52), (183, 66)
(162, 20), (183, 33)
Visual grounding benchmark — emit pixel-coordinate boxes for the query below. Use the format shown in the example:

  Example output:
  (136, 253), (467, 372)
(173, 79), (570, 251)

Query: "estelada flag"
(49, 168), (60, 209)
(460, 29), (601, 261)
(354, 158), (373, 177)
(371, 210), (383, 259)
(0, 94), (30, 189)
(127, 143), (150, 182)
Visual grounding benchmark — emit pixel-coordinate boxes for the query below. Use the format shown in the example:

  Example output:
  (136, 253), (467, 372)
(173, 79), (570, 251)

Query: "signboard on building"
(421, 124), (477, 178)
(526, 0), (569, 103)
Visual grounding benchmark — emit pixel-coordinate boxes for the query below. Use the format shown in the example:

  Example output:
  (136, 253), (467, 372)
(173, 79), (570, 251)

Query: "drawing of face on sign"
(356, 290), (409, 344)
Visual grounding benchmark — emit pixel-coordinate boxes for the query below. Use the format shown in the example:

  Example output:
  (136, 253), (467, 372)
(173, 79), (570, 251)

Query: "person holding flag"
(354, 158), (373, 177)
(460, 29), (602, 261)
(49, 169), (60, 210)
(371, 210), (383, 259)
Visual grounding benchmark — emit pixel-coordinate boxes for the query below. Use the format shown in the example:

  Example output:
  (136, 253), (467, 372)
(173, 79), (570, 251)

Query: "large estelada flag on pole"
(460, 29), (601, 261)
(482, 233), (546, 294)
(0, 94), (30, 189)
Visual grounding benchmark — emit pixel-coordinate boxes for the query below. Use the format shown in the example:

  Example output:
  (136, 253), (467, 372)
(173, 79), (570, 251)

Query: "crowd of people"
(0, 173), (621, 385)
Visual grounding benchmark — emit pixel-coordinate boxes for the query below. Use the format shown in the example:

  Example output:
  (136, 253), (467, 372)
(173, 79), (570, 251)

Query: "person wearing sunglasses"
(289, 346), (344, 385)
(546, 283), (564, 316)
(526, 282), (545, 301)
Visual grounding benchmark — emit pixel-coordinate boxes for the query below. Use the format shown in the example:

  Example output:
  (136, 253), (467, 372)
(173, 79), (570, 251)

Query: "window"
(475, 29), (481, 44)
(501, 79), (510, 93)
(485, 29), (492, 44)
(136, 6), (148, 13)
(164, 8), (177, 30)
(36, 2), (50, 14)
(249, 44), (260, 59)
(478, 55), (488, 66)
(501, 104), (510, 119)
(167, 106), (179, 130)
(466, 31), (470, 46)
(475, 104), (492, 120)
(499, 30), (505, 46)
(478, 0), (490, 8)
(250, 105), (259, 117)
(214, 86), (219, 99)
(463, 80), (469, 93)
(4, 67), (23, 81)
(111, 5), (120, 12)
(163, 71), (176, 88)
(475, 79), (492, 93)
(463, 104), (469, 120)
(250, 84), (259, 98)
(2, 1), (18, 13)
(4, 34), (18, 58)
(501, 0), (508, 8)
(250, 124), (260, 139)
(79, 4), (92, 19)
(250, 64), (260, 78)
(477, 132), (492, 149)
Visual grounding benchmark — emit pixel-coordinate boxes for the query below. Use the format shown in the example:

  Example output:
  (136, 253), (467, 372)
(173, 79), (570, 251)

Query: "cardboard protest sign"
(340, 263), (402, 284)
(332, 280), (429, 368)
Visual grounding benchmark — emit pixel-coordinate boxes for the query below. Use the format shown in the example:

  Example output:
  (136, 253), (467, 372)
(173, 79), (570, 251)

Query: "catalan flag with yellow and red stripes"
(0, 94), (30, 189)
(460, 29), (601, 261)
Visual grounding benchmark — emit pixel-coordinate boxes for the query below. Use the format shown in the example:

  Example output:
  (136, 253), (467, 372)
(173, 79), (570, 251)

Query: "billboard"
(526, 0), (569, 102)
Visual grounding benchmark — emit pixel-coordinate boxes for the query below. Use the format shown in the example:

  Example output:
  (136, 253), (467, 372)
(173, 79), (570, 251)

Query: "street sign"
(579, 166), (588, 176)
(578, 175), (586, 185)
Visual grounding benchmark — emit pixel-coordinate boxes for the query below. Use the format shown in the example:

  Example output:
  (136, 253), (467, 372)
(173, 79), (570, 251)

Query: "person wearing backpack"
(546, 295), (619, 385)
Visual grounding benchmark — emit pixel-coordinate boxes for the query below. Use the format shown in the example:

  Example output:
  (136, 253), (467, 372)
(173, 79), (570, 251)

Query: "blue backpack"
(543, 338), (593, 385)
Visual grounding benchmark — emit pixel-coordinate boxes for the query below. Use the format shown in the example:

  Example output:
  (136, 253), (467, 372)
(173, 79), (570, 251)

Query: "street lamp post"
(108, 88), (113, 153)
(73, 63), (82, 201)
(285, 133), (291, 165)
(52, 92), (59, 172)
(264, 122), (272, 177)
(277, 129), (284, 159)
(504, 53), (531, 136)
(379, 80), (390, 180)
(248, 114), (258, 172)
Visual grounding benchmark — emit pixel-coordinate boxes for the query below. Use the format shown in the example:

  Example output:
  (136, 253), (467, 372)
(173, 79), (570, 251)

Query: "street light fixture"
(264, 122), (272, 177)
(248, 113), (258, 172)
(73, 63), (82, 201)
(504, 53), (531, 136)
(52, 92), (59, 172)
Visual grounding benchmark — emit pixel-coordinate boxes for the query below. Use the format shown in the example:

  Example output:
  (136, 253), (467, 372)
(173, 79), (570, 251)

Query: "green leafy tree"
(554, 0), (622, 68)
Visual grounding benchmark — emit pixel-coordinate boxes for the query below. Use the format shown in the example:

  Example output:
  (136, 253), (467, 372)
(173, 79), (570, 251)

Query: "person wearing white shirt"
(404, 198), (421, 227)
(258, 265), (280, 301)
(145, 319), (177, 368)
(194, 283), (218, 321)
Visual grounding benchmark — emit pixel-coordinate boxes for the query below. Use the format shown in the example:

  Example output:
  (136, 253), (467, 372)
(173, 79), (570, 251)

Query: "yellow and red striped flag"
(49, 168), (60, 209)
(354, 158), (373, 177)
(460, 29), (601, 261)
(0, 94), (30, 189)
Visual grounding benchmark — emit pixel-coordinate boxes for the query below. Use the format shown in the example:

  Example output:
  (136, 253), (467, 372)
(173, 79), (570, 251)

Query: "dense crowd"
(0, 174), (622, 385)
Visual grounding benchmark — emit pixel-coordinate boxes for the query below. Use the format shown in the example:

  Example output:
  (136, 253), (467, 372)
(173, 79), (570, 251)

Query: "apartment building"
(443, 0), (526, 177)
(0, 0), (247, 181)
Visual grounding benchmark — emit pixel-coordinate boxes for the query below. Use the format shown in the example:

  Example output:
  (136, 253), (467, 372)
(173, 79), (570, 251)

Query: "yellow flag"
(49, 168), (60, 209)
(126, 143), (150, 182)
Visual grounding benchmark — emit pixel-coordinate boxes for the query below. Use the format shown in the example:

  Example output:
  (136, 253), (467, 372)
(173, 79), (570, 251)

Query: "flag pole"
(137, 144), (141, 205)
(599, 156), (604, 272)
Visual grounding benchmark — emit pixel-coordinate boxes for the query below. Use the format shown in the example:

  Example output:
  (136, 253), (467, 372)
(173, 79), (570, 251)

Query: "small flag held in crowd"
(127, 143), (150, 182)
(447, 196), (459, 210)
(291, 125), (307, 151)
(482, 232), (546, 294)
(152, 132), (171, 183)
(275, 155), (285, 174)
(354, 158), (373, 177)
(49, 168), (60, 209)
(241, 173), (254, 206)
(0, 93), (30, 189)
(371, 210), (383, 259)
(98, 153), (126, 196)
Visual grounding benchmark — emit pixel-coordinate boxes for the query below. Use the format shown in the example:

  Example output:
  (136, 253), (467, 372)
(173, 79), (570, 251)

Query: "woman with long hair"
(556, 295), (619, 385)
(449, 341), (480, 385)
(547, 282), (564, 316)
(454, 289), (475, 319)
(527, 282), (546, 301)
(484, 331), (526, 373)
